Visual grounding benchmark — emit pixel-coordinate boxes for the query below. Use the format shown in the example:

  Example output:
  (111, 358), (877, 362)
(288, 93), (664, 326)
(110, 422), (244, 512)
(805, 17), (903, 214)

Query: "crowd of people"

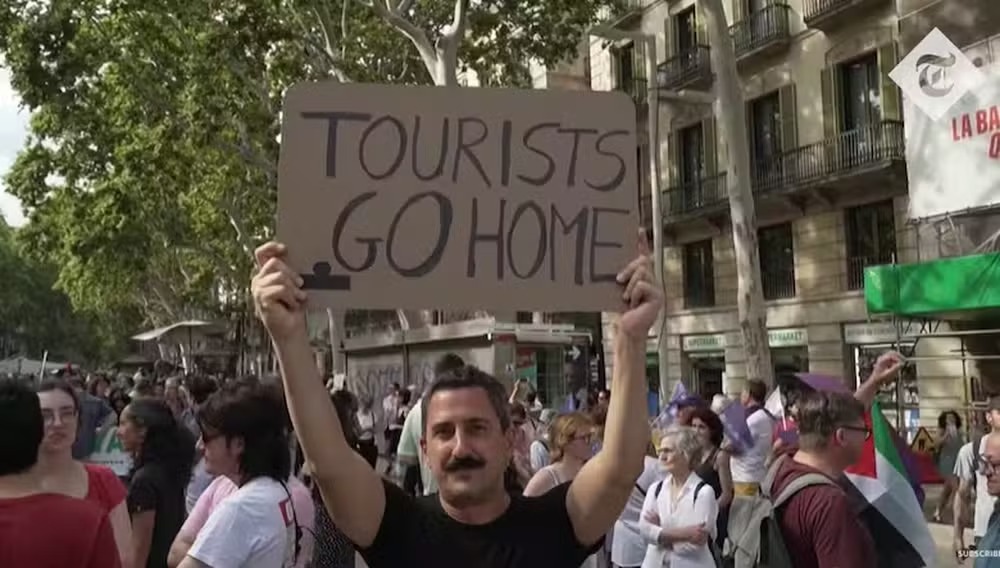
(4, 234), (997, 567)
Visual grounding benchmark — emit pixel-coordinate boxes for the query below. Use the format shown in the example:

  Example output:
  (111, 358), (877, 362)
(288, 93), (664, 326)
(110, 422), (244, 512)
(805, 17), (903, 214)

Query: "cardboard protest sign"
(277, 82), (639, 312)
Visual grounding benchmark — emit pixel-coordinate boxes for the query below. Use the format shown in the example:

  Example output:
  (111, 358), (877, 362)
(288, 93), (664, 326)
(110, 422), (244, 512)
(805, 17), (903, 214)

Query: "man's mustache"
(444, 456), (486, 472)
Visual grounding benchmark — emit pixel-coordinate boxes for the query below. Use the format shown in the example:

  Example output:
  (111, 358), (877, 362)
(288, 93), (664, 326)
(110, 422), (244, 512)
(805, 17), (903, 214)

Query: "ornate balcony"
(729, 4), (792, 64)
(663, 172), (729, 218)
(750, 120), (905, 197)
(660, 121), (906, 229)
(804, 0), (892, 33)
(657, 45), (712, 91)
(606, 0), (645, 27)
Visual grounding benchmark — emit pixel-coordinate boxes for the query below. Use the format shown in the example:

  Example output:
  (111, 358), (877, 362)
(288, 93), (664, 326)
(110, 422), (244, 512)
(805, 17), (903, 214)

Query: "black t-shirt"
(127, 463), (186, 568)
(359, 479), (601, 568)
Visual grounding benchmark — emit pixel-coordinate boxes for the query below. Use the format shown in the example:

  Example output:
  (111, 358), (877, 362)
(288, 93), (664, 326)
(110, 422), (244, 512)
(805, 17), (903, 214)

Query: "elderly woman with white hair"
(638, 425), (719, 568)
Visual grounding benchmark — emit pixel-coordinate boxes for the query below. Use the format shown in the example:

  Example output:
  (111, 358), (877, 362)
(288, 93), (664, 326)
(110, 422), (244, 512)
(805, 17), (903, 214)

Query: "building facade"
(582, 0), (1000, 429)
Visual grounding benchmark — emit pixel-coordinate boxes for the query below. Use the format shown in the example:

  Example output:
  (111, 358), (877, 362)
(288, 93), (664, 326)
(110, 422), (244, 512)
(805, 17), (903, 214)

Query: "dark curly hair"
(680, 405), (725, 448)
(938, 410), (962, 431)
(126, 398), (196, 484)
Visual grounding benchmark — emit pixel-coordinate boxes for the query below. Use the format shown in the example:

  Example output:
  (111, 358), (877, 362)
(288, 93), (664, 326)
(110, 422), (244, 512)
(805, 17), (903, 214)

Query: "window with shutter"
(683, 239), (716, 307)
(820, 67), (841, 140)
(844, 199), (896, 290)
(758, 223), (796, 300)
(877, 42), (901, 122)
(749, 92), (782, 192)
(778, 84), (798, 152)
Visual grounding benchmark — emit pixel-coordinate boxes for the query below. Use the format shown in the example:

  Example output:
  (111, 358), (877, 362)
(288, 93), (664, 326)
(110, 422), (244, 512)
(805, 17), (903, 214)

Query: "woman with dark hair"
(680, 405), (733, 549)
(117, 398), (195, 568)
(87, 373), (112, 399)
(935, 409), (964, 522)
(35, 379), (133, 567)
(107, 387), (132, 420)
(311, 389), (361, 568)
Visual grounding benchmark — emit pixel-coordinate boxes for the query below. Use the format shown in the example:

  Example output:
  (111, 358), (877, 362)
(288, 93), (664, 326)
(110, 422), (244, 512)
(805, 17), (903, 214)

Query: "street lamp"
(589, 25), (670, 406)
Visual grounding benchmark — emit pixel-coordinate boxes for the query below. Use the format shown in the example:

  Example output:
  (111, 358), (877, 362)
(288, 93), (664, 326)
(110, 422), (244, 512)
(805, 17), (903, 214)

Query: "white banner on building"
(903, 46), (1000, 218)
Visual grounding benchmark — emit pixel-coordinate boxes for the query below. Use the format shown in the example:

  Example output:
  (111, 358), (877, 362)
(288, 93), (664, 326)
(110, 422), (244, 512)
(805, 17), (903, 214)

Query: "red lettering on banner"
(951, 107), (1000, 141)
(989, 133), (1000, 159)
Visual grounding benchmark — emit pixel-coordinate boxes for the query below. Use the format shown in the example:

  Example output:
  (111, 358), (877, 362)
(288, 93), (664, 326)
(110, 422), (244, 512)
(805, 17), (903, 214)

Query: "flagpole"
(38, 350), (48, 383)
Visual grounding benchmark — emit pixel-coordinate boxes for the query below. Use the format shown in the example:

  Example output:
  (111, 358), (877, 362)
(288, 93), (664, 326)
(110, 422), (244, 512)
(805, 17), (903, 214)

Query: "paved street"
(925, 485), (968, 568)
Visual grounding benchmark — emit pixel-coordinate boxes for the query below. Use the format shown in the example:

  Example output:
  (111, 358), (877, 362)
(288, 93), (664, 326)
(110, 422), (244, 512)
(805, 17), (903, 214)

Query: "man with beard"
(251, 233), (660, 568)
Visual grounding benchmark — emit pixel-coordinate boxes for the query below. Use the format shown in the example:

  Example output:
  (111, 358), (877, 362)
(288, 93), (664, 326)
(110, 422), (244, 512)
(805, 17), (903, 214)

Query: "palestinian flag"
(845, 401), (935, 567)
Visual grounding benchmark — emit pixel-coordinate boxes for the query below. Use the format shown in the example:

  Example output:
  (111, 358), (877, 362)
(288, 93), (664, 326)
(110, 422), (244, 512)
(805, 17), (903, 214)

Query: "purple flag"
(652, 382), (689, 430)
(795, 373), (851, 394)
(719, 400), (754, 454)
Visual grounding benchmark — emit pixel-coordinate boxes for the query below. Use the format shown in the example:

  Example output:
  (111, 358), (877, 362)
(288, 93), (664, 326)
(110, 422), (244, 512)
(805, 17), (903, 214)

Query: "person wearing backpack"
(729, 390), (875, 568)
(638, 425), (718, 568)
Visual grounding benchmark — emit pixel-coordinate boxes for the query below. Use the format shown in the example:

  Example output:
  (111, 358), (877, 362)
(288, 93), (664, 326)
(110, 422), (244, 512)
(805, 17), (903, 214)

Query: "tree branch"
(436, 0), (469, 86)
(364, 0), (440, 83)
(288, 2), (352, 81)
(341, 0), (350, 58)
(396, 0), (414, 14)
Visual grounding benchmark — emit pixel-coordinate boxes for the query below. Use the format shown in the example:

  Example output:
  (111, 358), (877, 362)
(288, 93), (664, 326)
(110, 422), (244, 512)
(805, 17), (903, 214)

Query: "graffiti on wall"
(345, 355), (405, 414)
(345, 347), (493, 421)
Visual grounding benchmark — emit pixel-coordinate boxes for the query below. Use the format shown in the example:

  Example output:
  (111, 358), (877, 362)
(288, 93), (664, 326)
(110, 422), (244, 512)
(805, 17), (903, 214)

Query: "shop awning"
(864, 252), (1000, 319)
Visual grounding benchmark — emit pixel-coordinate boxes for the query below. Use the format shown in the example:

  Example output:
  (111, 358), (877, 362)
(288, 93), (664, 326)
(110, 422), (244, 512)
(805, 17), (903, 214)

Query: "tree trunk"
(368, 0), (469, 330)
(700, 0), (774, 387)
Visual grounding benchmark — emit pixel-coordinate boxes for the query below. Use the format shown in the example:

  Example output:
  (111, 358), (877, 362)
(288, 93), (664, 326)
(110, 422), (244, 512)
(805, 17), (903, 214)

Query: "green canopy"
(864, 253), (1000, 319)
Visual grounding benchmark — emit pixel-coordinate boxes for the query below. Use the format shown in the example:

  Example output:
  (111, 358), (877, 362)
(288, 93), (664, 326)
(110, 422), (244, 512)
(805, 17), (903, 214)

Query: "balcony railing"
(607, 0), (645, 24)
(803, 0), (884, 28)
(619, 77), (648, 106)
(657, 45), (712, 90)
(729, 4), (791, 59)
(664, 172), (728, 216)
(749, 120), (905, 195)
(762, 269), (796, 300)
(847, 253), (895, 290)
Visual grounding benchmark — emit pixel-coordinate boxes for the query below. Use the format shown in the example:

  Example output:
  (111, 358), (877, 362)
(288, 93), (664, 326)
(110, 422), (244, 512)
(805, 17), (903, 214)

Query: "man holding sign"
(251, 229), (659, 567)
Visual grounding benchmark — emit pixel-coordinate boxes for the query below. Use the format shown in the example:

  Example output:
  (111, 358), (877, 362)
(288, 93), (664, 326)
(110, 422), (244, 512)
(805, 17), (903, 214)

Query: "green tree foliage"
(0, 218), (135, 363)
(0, 0), (614, 344)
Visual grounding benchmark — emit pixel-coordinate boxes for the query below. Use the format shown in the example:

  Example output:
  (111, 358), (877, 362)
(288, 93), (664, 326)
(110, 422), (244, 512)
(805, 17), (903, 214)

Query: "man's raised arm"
(854, 351), (903, 409)
(567, 231), (662, 547)
(252, 242), (385, 548)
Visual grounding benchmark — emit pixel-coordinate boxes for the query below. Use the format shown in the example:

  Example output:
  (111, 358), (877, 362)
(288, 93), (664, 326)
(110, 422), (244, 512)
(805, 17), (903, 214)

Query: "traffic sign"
(910, 426), (937, 455)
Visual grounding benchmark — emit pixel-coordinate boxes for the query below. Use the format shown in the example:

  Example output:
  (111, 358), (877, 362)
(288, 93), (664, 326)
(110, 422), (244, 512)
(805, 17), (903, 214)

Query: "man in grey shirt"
(68, 376), (113, 459)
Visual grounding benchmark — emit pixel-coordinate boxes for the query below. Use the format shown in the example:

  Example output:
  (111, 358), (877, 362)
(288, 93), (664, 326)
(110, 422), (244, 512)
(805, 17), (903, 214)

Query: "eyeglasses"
(978, 456), (1000, 476)
(41, 408), (78, 425)
(840, 425), (872, 440)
